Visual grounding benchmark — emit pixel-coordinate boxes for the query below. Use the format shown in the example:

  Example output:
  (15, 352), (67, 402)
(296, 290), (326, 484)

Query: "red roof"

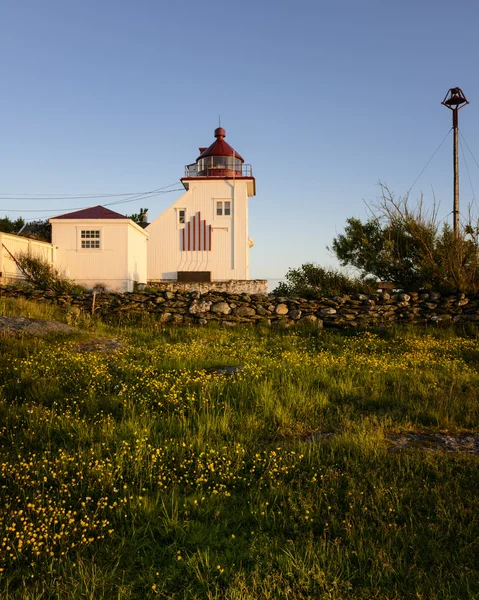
(51, 205), (128, 220)
(197, 127), (244, 162)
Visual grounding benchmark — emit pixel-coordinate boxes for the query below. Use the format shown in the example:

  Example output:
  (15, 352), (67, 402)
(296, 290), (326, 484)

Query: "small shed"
(50, 206), (148, 292)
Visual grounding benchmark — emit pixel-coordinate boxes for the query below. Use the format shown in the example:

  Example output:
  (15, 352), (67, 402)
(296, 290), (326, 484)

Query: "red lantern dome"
(195, 128), (244, 177)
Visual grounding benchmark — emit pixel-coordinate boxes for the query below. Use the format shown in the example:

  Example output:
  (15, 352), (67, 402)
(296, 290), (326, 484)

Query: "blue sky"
(1, 0), (479, 284)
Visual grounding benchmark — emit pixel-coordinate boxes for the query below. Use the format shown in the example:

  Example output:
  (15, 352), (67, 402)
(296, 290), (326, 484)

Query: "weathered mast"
(441, 88), (469, 237)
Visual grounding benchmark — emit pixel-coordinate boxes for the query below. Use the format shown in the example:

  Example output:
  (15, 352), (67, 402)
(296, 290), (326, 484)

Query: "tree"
(19, 219), (51, 242)
(127, 208), (149, 225)
(330, 184), (479, 293)
(0, 216), (25, 234)
(272, 263), (375, 299)
(0, 216), (51, 242)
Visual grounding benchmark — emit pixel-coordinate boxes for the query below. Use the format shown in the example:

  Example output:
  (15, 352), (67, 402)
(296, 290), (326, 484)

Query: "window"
(81, 230), (100, 249)
(178, 209), (186, 224)
(216, 201), (231, 216)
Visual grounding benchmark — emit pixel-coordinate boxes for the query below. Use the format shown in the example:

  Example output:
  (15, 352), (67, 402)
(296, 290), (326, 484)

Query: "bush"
(331, 184), (479, 293)
(14, 253), (83, 295)
(272, 264), (376, 298)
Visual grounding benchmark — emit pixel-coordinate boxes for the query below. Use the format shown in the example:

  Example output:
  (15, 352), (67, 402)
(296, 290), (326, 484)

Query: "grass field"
(0, 297), (478, 599)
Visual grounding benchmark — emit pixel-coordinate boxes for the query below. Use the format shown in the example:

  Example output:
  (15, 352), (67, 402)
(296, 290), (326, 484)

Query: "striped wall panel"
(181, 212), (212, 252)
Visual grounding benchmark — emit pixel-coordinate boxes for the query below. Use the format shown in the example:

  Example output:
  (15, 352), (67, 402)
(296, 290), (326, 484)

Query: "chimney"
(140, 211), (149, 229)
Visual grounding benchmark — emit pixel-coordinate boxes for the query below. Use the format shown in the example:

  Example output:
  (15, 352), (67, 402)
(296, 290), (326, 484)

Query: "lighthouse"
(147, 127), (257, 286)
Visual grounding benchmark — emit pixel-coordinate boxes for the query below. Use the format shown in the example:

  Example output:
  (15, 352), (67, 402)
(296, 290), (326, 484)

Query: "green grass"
(0, 299), (478, 599)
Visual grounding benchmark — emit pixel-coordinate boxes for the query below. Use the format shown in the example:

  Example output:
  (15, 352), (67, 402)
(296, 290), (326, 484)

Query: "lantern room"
(183, 128), (254, 195)
(196, 127), (244, 177)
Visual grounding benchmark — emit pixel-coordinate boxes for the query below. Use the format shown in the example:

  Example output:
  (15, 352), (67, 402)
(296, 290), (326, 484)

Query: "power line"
(406, 128), (452, 196)
(0, 182), (180, 200)
(0, 191), (146, 200)
(459, 133), (477, 206)
(29, 189), (184, 221)
(0, 186), (183, 213)
(459, 130), (479, 172)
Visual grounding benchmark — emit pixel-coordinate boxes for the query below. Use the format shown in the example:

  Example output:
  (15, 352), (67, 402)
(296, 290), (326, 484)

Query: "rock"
(158, 312), (173, 323)
(233, 305), (256, 317)
(386, 432), (479, 454)
(0, 316), (76, 337)
(322, 299), (340, 308)
(255, 304), (271, 316)
(215, 366), (243, 375)
(169, 301), (188, 308)
(288, 309), (302, 320)
(298, 315), (323, 329)
(211, 302), (231, 315)
(73, 339), (123, 353)
(275, 303), (289, 315)
(298, 314), (317, 324)
(164, 291), (176, 300)
(188, 300), (211, 314)
(320, 307), (337, 316)
(453, 314), (479, 322)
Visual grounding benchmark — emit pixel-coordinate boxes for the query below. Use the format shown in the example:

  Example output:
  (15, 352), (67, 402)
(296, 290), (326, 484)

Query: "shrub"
(331, 184), (479, 293)
(272, 264), (376, 299)
(14, 253), (83, 294)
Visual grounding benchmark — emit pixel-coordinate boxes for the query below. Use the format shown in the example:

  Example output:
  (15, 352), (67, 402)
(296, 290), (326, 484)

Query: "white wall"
(127, 223), (148, 287)
(147, 179), (252, 281)
(51, 219), (148, 292)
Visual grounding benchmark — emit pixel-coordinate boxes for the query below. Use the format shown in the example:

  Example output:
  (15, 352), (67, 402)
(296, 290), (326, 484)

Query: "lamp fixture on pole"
(442, 87), (469, 237)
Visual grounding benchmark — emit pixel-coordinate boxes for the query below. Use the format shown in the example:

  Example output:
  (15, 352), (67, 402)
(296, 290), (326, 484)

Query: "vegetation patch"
(0, 299), (478, 599)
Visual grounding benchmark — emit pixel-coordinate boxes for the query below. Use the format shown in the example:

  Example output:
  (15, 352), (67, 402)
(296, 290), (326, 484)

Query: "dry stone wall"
(2, 285), (479, 329)
(146, 280), (268, 295)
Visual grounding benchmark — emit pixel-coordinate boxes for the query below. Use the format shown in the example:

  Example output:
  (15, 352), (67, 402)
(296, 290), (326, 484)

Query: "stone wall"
(1, 285), (479, 329)
(146, 280), (268, 295)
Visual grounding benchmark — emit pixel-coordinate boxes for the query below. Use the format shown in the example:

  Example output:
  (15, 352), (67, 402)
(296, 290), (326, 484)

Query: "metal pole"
(453, 108), (459, 237)
(442, 88), (468, 237)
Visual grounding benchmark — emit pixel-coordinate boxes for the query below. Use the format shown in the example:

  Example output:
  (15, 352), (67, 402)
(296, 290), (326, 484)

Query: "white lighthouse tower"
(147, 127), (257, 285)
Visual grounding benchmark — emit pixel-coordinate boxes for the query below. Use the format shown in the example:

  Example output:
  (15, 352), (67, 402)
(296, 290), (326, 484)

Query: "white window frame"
(215, 200), (232, 217)
(77, 228), (102, 250)
(177, 208), (186, 226)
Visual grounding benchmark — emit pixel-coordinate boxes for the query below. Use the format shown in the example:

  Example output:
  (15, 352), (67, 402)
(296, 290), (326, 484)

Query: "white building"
(147, 127), (256, 283)
(50, 206), (148, 292)
(45, 127), (265, 293)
